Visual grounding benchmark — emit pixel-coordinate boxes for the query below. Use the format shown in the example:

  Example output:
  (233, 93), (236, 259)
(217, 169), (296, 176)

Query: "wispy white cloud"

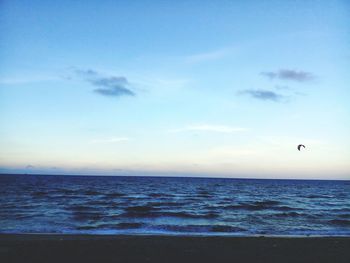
(169, 124), (247, 133)
(89, 137), (131, 144)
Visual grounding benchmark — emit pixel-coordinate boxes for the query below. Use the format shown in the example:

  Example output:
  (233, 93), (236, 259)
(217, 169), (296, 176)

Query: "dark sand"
(1, 234), (349, 263)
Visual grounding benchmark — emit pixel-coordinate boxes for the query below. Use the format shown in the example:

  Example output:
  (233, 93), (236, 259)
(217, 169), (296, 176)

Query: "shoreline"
(1, 232), (350, 238)
(1, 234), (349, 263)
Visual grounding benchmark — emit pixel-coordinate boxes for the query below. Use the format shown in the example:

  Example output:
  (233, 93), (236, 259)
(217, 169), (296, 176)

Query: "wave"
(120, 211), (219, 219)
(74, 223), (246, 233)
(150, 224), (246, 233)
(338, 214), (350, 219)
(148, 193), (173, 198)
(76, 222), (144, 231)
(0, 203), (39, 210)
(67, 205), (100, 212)
(66, 204), (107, 221)
(304, 194), (333, 199)
(71, 211), (105, 221)
(31, 191), (48, 197)
(55, 188), (76, 195)
(196, 190), (212, 197)
(116, 222), (144, 229)
(275, 206), (295, 211)
(83, 190), (102, 196)
(103, 192), (125, 198)
(210, 225), (246, 232)
(224, 201), (294, 211)
(253, 200), (281, 206)
(273, 212), (302, 218)
(125, 205), (157, 213)
(156, 225), (209, 233)
(330, 208), (350, 213)
(147, 201), (187, 207)
(328, 219), (350, 226)
(76, 225), (97, 230)
(1, 213), (36, 220)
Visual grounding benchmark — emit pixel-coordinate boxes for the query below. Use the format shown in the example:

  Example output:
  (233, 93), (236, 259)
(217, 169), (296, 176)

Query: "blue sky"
(0, 0), (349, 179)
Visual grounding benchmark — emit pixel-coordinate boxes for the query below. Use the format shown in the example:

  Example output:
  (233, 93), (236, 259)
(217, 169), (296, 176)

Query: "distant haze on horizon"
(0, 0), (349, 180)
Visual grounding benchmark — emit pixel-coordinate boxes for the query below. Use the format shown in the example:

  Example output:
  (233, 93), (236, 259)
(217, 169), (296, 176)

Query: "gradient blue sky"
(1, 0), (349, 179)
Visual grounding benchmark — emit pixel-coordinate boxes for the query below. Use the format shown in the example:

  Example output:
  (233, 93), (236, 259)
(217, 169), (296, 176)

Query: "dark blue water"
(0, 174), (349, 236)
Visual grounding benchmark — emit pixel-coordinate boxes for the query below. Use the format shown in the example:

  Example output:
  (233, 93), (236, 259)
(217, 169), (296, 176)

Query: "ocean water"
(0, 174), (349, 236)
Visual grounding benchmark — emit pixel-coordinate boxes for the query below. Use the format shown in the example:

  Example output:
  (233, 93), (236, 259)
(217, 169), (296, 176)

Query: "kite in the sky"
(297, 144), (305, 151)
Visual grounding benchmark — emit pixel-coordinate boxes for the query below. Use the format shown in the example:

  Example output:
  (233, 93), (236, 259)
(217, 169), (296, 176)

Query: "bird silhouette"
(297, 144), (305, 151)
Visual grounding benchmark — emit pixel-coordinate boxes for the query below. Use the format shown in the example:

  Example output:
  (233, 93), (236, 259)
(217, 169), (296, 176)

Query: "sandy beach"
(0, 234), (349, 263)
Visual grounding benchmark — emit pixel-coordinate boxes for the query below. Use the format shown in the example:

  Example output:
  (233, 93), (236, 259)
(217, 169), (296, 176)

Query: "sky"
(0, 0), (349, 179)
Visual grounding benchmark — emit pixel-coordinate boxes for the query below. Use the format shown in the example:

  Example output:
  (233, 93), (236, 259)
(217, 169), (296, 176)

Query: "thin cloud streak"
(239, 89), (285, 102)
(261, 69), (315, 82)
(169, 124), (247, 133)
(75, 69), (135, 97)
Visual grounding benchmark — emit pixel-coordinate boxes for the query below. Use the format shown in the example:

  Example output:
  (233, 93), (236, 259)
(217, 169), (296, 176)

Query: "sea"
(0, 174), (349, 236)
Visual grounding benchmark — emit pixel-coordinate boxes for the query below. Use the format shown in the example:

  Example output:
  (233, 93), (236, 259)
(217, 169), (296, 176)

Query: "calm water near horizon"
(0, 174), (349, 236)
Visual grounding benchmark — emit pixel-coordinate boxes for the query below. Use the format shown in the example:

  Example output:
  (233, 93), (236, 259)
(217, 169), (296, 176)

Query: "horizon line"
(0, 173), (349, 182)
